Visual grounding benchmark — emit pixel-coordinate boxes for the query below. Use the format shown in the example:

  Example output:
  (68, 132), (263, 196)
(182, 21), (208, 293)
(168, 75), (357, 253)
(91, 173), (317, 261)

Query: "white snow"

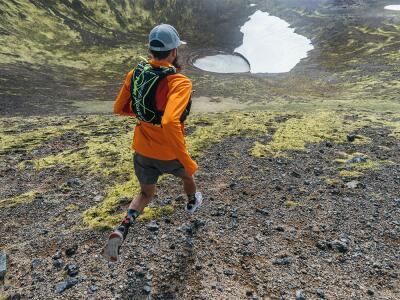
(249, 4), (257, 7)
(193, 10), (313, 74)
(384, 5), (400, 11)
(234, 10), (314, 73)
(193, 54), (250, 73)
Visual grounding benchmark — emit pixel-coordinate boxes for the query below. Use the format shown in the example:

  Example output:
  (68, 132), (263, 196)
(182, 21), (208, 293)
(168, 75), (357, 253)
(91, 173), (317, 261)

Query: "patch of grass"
(0, 119), (79, 154)
(82, 176), (140, 229)
(138, 205), (174, 221)
(324, 177), (340, 185)
(251, 111), (368, 157)
(335, 152), (380, 170)
(284, 200), (301, 208)
(65, 204), (80, 211)
(339, 170), (364, 178)
(0, 190), (39, 208)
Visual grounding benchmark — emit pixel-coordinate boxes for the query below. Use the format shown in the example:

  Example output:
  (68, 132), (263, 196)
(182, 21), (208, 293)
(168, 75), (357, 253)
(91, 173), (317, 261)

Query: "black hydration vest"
(130, 61), (191, 125)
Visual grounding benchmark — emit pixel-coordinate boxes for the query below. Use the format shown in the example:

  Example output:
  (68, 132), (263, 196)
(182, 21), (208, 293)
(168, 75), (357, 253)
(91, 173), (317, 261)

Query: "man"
(103, 24), (202, 262)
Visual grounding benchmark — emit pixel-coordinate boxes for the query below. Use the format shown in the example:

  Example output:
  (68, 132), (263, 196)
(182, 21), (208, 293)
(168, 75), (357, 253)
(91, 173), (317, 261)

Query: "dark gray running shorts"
(133, 153), (187, 185)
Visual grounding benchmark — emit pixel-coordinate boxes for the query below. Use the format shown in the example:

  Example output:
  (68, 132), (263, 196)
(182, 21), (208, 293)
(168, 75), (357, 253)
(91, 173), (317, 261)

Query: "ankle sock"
(123, 209), (140, 225)
(118, 209), (140, 240)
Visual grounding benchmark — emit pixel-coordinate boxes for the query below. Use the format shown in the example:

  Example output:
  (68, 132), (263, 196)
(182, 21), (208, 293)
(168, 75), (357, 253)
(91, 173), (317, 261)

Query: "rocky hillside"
(0, 110), (399, 299)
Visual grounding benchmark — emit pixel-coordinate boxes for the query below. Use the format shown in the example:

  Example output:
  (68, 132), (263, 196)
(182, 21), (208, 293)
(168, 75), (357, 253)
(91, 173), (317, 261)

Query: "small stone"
(135, 270), (145, 278)
(296, 289), (306, 300)
(246, 290), (253, 296)
(316, 288), (325, 298)
(275, 225), (285, 232)
(94, 195), (103, 202)
(214, 206), (225, 216)
(67, 177), (82, 187)
(10, 293), (21, 300)
(273, 256), (293, 266)
(290, 171), (301, 178)
(193, 219), (206, 229)
(90, 285), (98, 292)
(195, 264), (202, 271)
(347, 156), (367, 164)
(347, 133), (357, 142)
(331, 240), (349, 253)
(53, 259), (64, 269)
(313, 168), (323, 176)
(65, 264), (79, 277)
(186, 237), (195, 247)
(367, 289), (374, 296)
(52, 250), (62, 260)
(143, 284), (151, 294)
(230, 209), (238, 218)
(0, 252), (7, 280)
(174, 195), (185, 202)
(31, 258), (45, 270)
(315, 240), (327, 251)
(223, 269), (234, 276)
(65, 245), (78, 257)
(345, 180), (359, 189)
(256, 208), (269, 216)
(147, 221), (159, 232)
(55, 277), (78, 293)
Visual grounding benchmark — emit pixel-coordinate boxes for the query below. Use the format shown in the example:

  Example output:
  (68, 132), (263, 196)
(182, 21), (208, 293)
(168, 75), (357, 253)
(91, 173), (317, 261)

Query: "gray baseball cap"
(149, 24), (182, 51)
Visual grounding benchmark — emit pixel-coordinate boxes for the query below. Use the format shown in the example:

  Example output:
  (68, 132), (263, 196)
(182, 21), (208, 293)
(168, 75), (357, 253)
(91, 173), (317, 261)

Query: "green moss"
(339, 170), (363, 178)
(82, 175), (140, 228)
(336, 152), (380, 178)
(336, 152), (379, 170)
(324, 177), (340, 186)
(251, 111), (368, 157)
(186, 112), (274, 157)
(284, 200), (301, 207)
(0, 118), (79, 154)
(0, 190), (39, 208)
(138, 205), (174, 221)
(65, 204), (80, 211)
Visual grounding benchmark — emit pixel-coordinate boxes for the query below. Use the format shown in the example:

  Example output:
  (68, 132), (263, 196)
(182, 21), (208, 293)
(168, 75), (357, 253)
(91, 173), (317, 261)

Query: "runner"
(103, 24), (202, 262)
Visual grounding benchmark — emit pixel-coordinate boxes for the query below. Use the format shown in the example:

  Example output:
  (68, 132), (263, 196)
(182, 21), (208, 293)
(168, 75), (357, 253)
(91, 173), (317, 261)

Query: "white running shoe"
(185, 192), (203, 213)
(102, 230), (123, 262)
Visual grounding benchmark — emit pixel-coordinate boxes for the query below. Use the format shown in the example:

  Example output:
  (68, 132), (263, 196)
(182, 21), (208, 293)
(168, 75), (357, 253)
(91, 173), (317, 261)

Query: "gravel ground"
(0, 119), (399, 300)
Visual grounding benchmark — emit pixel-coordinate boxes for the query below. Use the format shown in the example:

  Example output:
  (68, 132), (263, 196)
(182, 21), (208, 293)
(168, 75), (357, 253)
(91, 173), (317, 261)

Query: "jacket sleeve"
(113, 70), (135, 117)
(161, 76), (198, 176)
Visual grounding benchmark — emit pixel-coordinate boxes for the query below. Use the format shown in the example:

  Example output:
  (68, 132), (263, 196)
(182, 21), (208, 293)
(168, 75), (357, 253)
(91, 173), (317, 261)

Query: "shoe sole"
(185, 192), (203, 213)
(102, 232), (123, 262)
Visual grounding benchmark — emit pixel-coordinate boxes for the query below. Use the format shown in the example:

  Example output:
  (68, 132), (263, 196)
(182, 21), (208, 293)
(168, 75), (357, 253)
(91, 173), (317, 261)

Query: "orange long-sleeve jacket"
(113, 59), (198, 176)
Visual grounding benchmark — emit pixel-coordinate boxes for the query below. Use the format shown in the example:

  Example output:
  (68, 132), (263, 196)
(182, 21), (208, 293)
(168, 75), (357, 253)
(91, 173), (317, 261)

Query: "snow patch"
(193, 54), (250, 73)
(234, 10), (314, 73)
(384, 5), (400, 11)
